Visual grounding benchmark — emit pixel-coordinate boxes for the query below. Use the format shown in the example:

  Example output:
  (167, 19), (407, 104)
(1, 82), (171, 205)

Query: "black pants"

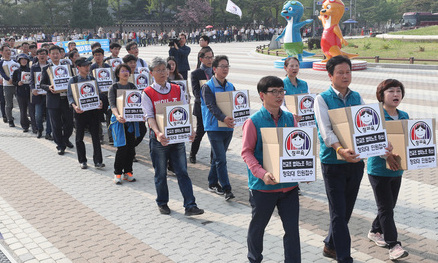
(114, 126), (135, 175)
(133, 122), (147, 157)
(190, 114), (205, 156)
(48, 99), (73, 150)
(16, 95), (30, 130)
(368, 174), (402, 249)
(74, 110), (102, 164)
(0, 85), (5, 118)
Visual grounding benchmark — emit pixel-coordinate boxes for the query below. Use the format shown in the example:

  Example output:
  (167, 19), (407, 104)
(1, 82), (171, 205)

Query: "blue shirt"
(283, 77), (309, 95)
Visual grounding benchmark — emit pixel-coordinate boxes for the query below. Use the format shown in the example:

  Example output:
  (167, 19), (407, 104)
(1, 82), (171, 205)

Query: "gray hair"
(149, 57), (167, 71)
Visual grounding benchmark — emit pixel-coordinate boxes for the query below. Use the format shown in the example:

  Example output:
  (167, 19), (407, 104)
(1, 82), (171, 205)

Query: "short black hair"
(257, 76), (284, 94)
(21, 42), (29, 46)
(41, 43), (50, 49)
(0, 45), (10, 51)
(199, 47), (213, 58)
(29, 44), (37, 49)
(326, 55), (351, 75)
(122, 54), (137, 63)
(114, 63), (131, 78)
(90, 42), (101, 50)
(110, 42), (121, 49)
(68, 50), (78, 59)
(212, 55), (228, 68)
(125, 41), (137, 51)
(200, 35), (210, 44)
(36, 48), (48, 55)
(48, 45), (62, 53)
(92, 47), (105, 55)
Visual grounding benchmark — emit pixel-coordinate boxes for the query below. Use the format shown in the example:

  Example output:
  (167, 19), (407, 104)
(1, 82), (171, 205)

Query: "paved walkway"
(0, 41), (437, 262)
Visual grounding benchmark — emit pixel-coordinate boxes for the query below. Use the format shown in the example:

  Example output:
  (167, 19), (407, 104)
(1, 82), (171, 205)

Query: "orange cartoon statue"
(319, 0), (358, 62)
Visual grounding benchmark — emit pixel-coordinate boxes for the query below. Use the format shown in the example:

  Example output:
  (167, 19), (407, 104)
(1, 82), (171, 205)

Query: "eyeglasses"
(217, 65), (230, 69)
(120, 69), (130, 73)
(154, 69), (168, 74)
(204, 56), (214, 60)
(265, 89), (285, 96)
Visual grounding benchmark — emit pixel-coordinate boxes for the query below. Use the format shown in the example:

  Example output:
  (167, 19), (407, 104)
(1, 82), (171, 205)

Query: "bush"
(308, 37), (321, 50)
(363, 42), (371, 49)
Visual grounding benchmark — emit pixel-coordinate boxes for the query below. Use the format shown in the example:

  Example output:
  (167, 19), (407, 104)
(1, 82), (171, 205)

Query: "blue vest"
(317, 87), (362, 164)
(367, 109), (409, 177)
(247, 106), (298, 190)
(283, 77), (309, 95)
(200, 77), (234, 131)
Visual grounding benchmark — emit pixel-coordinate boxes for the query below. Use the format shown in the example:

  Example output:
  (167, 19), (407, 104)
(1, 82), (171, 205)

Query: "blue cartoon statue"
(276, 1), (314, 61)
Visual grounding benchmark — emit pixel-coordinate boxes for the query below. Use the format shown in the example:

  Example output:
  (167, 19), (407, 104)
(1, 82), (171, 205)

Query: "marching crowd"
(0, 32), (411, 263)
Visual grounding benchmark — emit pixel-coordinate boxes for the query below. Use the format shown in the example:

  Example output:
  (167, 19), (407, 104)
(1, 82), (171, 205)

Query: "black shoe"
(323, 245), (336, 260)
(37, 130), (42, 138)
(109, 140), (114, 145)
(185, 206), (204, 216)
(9, 122), (15, 127)
(80, 162), (88, 169)
(189, 154), (196, 164)
(224, 191), (235, 201)
(208, 184), (224, 195)
(32, 129), (37, 134)
(58, 148), (65, 155)
(158, 205), (171, 215)
(133, 156), (138, 162)
(95, 163), (105, 169)
(23, 128), (29, 133)
(45, 134), (53, 141)
(66, 141), (74, 148)
(2, 117), (7, 123)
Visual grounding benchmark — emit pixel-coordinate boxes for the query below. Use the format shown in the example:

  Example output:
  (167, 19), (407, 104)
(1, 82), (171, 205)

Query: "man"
(200, 55), (235, 200)
(314, 56), (365, 263)
(104, 42), (121, 62)
(189, 47), (214, 164)
(241, 76), (300, 263)
(65, 41), (76, 58)
(20, 42), (30, 55)
(141, 57), (204, 216)
(0, 45), (18, 127)
(30, 48), (52, 139)
(67, 57), (105, 169)
(168, 33), (190, 79)
(125, 41), (148, 69)
(29, 44), (37, 63)
(40, 45), (74, 155)
(196, 36), (212, 69)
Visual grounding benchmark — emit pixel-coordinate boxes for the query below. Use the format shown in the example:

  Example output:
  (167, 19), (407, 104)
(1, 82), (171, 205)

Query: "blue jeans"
(207, 131), (233, 191)
(35, 101), (52, 134)
(321, 162), (364, 263)
(149, 138), (197, 209)
(248, 188), (300, 263)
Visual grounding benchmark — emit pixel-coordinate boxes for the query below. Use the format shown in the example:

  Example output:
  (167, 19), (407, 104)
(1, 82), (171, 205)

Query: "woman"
(167, 56), (183, 81)
(283, 56), (309, 95)
(108, 63), (140, 185)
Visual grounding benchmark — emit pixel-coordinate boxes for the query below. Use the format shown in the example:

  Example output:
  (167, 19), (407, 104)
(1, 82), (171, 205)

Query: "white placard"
(50, 65), (71, 92)
(406, 119), (436, 170)
(93, 68), (113, 92)
(3, 61), (20, 78)
(172, 80), (190, 103)
(137, 67), (149, 75)
(75, 81), (100, 111)
(351, 103), (388, 158)
(60, 59), (72, 65)
(164, 104), (192, 144)
(21, 71), (31, 84)
(279, 127), (316, 182)
(109, 58), (123, 71)
(296, 93), (316, 127)
(33, 72), (46, 95)
(232, 90), (250, 127)
(123, 90), (144, 122)
(133, 73), (150, 90)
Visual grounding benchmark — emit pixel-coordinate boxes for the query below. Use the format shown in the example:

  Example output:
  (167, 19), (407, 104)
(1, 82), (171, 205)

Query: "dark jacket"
(30, 62), (47, 104)
(40, 62), (69, 109)
(12, 65), (31, 97)
(169, 44), (191, 72)
(191, 68), (208, 117)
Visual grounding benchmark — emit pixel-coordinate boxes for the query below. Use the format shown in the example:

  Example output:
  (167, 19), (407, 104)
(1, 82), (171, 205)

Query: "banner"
(37, 39), (110, 54)
(226, 0), (242, 18)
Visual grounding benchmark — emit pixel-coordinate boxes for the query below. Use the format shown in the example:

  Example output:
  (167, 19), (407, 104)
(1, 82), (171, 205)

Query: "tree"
(91, 0), (113, 30)
(71, 0), (91, 30)
(175, 0), (212, 29)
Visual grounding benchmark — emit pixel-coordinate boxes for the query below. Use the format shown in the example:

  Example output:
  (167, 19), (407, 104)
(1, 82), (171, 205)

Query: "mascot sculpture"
(276, 1), (314, 61)
(319, 0), (358, 62)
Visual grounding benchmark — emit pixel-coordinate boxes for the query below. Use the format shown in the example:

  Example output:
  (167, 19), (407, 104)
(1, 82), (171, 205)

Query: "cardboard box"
(71, 80), (100, 111)
(171, 80), (190, 103)
(215, 90), (250, 127)
(386, 119), (436, 170)
(109, 58), (123, 71)
(284, 93), (317, 127)
(155, 101), (193, 144)
(261, 127), (317, 183)
(92, 68), (113, 93)
(33, 72), (46, 95)
(328, 103), (388, 159)
(47, 64), (71, 93)
(21, 71), (31, 84)
(2, 61), (20, 79)
(116, 89), (144, 122)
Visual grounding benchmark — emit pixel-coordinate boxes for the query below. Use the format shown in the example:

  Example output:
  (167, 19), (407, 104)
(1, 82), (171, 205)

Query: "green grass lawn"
(262, 37), (438, 65)
(388, 25), (438, 35)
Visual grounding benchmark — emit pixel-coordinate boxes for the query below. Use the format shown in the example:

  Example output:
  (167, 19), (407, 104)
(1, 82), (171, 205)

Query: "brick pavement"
(0, 41), (437, 262)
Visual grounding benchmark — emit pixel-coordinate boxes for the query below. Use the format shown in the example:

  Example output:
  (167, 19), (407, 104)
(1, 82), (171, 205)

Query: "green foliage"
(363, 42), (372, 49)
(389, 25), (438, 35)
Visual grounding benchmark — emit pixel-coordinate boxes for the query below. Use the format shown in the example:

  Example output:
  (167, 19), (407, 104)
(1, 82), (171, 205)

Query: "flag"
(226, 0), (242, 18)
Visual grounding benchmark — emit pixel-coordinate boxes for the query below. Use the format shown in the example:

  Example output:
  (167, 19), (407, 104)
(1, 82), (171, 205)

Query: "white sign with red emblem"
(123, 90), (144, 122)
(296, 93), (316, 127)
(351, 103), (388, 158)
(232, 90), (250, 127)
(164, 104), (192, 144)
(75, 81), (100, 111)
(109, 58), (123, 72)
(49, 64), (71, 92)
(34, 72), (46, 95)
(133, 73), (149, 90)
(93, 68), (113, 92)
(279, 127), (316, 182)
(21, 71), (31, 84)
(407, 119), (436, 170)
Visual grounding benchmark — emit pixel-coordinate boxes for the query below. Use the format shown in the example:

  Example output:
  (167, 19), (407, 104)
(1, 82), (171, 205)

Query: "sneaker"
(132, 156), (138, 162)
(32, 129), (37, 134)
(57, 148), (65, 155)
(37, 130), (42, 138)
(45, 134), (53, 141)
(208, 184), (224, 195)
(2, 117), (7, 123)
(158, 204), (171, 215)
(66, 140), (74, 148)
(123, 172), (136, 182)
(189, 154), (196, 164)
(389, 244), (408, 260)
(109, 140), (114, 146)
(80, 162), (88, 169)
(114, 174), (122, 185)
(9, 122), (15, 127)
(224, 190), (235, 201)
(23, 128), (29, 133)
(323, 245), (336, 259)
(368, 231), (387, 247)
(95, 163), (105, 169)
(185, 206), (204, 216)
